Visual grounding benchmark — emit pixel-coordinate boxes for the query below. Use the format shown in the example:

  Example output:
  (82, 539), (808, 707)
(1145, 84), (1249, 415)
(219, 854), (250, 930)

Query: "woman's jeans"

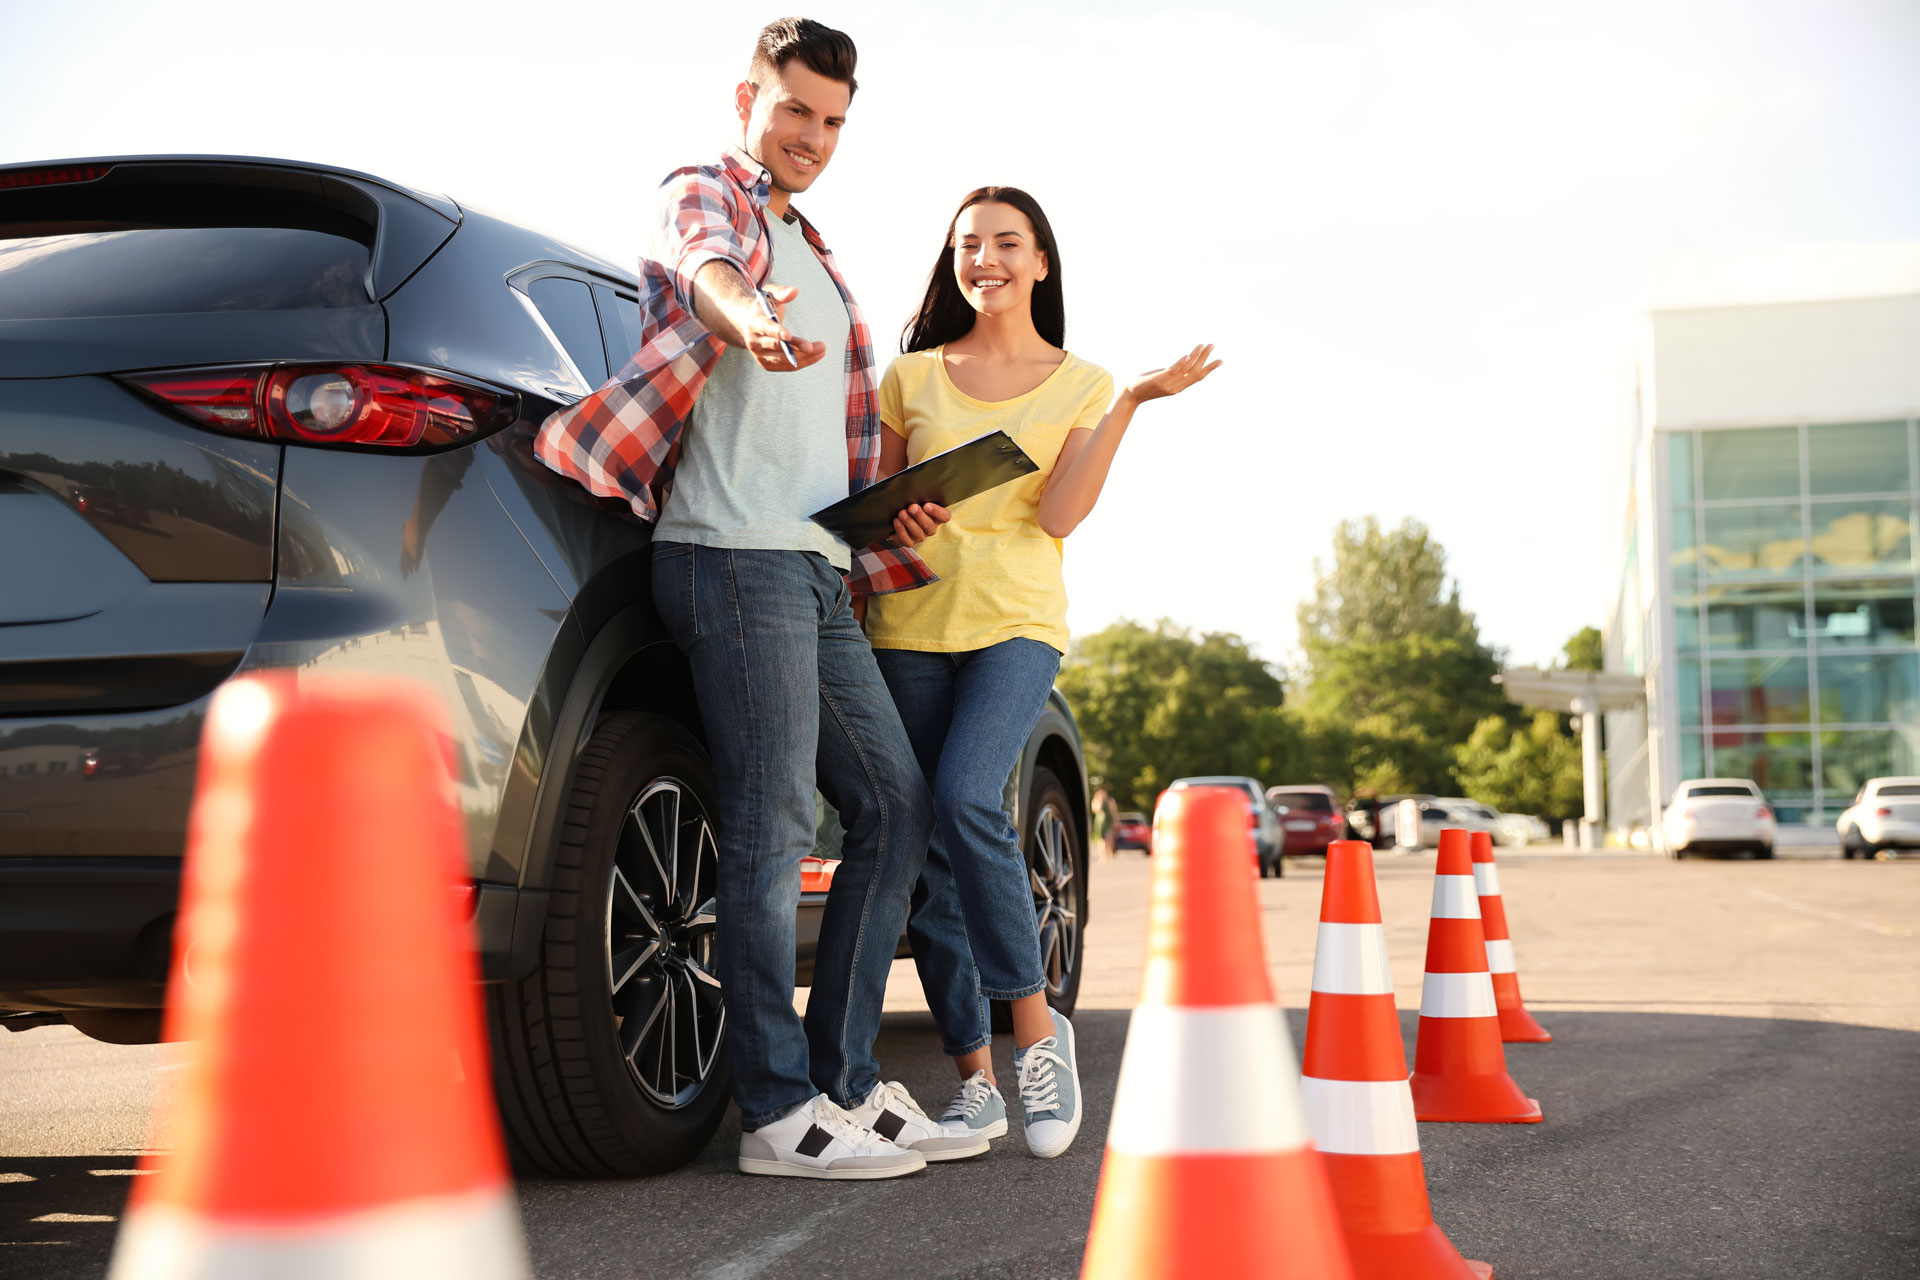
(651, 543), (933, 1129)
(873, 638), (1062, 1055)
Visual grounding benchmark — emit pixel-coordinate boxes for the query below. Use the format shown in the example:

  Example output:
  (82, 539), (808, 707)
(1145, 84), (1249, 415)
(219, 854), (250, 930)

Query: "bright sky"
(6, 0), (1918, 672)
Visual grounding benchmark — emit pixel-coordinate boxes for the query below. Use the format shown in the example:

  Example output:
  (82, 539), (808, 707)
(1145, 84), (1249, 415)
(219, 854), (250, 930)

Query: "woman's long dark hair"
(901, 186), (1065, 354)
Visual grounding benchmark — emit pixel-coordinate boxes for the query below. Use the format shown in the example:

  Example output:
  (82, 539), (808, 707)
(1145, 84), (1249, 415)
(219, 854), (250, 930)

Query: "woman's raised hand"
(1121, 344), (1222, 404)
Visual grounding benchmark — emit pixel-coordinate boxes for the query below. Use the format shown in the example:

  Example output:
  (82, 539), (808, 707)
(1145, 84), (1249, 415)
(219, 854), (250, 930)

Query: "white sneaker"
(849, 1079), (990, 1161)
(737, 1094), (927, 1180)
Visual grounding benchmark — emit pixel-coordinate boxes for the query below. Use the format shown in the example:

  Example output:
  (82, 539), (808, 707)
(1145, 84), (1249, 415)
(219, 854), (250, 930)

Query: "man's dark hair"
(748, 17), (858, 99)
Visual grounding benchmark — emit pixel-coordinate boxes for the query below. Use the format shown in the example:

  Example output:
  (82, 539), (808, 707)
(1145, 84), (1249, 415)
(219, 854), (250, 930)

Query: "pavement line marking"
(33, 1214), (116, 1224)
(695, 1202), (855, 1280)
(87, 1169), (153, 1177)
(0, 1172), (34, 1183)
(1748, 888), (1915, 938)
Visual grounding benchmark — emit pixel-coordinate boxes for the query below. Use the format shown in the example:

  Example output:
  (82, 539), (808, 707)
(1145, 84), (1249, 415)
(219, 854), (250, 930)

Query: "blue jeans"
(873, 639), (1062, 1055)
(651, 543), (933, 1129)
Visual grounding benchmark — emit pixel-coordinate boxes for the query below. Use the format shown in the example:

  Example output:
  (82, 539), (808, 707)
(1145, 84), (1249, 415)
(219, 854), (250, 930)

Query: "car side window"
(594, 284), (648, 376)
(525, 276), (609, 388)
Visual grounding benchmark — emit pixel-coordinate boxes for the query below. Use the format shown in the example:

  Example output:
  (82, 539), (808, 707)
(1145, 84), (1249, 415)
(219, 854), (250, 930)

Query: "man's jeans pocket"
(651, 541), (698, 644)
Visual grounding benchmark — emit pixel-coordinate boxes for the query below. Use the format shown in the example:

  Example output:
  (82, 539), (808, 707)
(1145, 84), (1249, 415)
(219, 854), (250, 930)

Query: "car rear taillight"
(119, 364), (517, 450)
(0, 163), (112, 190)
(1875, 807), (1893, 818)
(1756, 806), (1772, 820)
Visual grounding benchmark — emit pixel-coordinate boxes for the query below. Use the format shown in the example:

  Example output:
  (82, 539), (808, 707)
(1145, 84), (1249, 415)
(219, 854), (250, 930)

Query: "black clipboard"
(810, 430), (1038, 547)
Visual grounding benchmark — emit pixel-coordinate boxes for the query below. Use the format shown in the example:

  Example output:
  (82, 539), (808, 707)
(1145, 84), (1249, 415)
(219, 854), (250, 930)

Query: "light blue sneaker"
(1014, 1008), (1081, 1158)
(938, 1070), (1009, 1148)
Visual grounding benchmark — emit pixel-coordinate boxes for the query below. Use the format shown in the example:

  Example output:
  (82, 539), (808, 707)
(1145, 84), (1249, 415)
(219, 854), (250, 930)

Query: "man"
(537, 18), (966, 1180)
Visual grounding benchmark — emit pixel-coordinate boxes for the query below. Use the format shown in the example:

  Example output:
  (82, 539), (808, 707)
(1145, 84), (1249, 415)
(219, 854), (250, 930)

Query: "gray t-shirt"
(654, 212), (853, 569)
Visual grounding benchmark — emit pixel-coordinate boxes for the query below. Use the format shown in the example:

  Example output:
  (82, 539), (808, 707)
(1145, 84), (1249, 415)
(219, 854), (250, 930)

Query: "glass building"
(1605, 268), (1920, 836)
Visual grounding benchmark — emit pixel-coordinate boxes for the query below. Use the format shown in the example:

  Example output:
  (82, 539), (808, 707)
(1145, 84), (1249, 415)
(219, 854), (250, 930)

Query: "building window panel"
(1807, 421), (1910, 496)
(1710, 732), (1813, 795)
(1703, 582), (1804, 651)
(1676, 658), (1703, 727)
(1809, 499), (1913, 575)
(1700, 427), (1800, 501)
(1819, 728), (1919, 797)
(1708, 656), (1810, 725)
(1673, 591), (1701, 652)
(1816, 653), (1920, 726)
(1810, 582), (1917, 648)
(1680, 731), (1705, 779)
(1667, 431), (1695, 506)
(1699, 504), (1807, 578)
(1670, 509), (1699, 581)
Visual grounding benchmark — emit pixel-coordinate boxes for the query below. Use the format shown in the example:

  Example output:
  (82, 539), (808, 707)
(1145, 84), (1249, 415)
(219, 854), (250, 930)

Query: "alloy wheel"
(605, 776), (724, 1109)
(1030, 800), (1081, 1001)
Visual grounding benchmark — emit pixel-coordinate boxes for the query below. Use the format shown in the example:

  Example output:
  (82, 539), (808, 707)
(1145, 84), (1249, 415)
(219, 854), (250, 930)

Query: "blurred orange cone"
(1470, 832), (1551, 1043)
(1082, 786), (1353, 1280)
(109, 674), (528, 1279)
(1303, 840), (1491, 1279)
(1408, 830), (1542, 1124)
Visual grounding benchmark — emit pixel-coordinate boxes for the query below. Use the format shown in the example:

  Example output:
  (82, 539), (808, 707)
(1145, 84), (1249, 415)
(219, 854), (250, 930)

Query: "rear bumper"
(0, 857), (529, 1012)
(1282, 826), (1336, 853)
(1858, 820), (1920, 847)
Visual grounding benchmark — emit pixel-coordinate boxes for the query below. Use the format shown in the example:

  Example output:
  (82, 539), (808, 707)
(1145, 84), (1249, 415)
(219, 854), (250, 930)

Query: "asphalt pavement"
(4, 850), (1918, 1279)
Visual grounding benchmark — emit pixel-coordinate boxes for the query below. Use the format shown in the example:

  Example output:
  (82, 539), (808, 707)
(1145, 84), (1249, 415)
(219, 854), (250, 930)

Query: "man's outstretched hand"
(745, 284), (828, 372)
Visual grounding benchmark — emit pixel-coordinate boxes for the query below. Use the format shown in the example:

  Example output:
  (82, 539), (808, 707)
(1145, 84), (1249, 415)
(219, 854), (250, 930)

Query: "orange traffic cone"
(1470, 831), (1551, 1043)
(1408, 829), (1542, 1124)
(1302, 841), (1492, 1280)
(110, 675), (528, 1278)
(1082, 785), (1353, 1280)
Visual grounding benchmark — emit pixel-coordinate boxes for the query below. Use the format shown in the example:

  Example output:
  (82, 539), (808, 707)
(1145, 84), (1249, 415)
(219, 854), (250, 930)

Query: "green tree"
(1056, 620), (1304, 812)
(1562, 625), (1603, 671)
(1452, 711), (1586, 822)
(1294, 517), (1508, 794)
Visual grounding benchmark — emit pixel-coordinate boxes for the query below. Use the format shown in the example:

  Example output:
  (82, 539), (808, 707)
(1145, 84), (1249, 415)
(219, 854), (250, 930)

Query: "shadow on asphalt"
(5, 1010), (1914, 1280)
(0, 1153), (141, 1276)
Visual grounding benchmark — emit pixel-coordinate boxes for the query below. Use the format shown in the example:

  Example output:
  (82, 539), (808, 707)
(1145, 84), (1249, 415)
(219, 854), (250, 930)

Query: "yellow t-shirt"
(864, 347), (1113, 655)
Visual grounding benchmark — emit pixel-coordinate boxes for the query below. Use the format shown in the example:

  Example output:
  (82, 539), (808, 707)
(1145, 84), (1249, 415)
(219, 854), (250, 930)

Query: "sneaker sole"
(918, 1129), (997, 1161)
(737, 1155), (927, 1180)
(1026, 1017), (1083, 1159)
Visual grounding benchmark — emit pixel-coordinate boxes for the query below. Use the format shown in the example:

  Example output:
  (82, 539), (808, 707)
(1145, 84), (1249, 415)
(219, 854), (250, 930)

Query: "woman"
(866, 186), (1219, 1158)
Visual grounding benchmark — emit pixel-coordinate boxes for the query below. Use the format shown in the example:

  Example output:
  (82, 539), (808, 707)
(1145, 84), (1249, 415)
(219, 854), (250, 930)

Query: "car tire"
(1754, 842), (1775, 860)
(488, 712), (731, 1178)
(992, 765), (1085, 1032)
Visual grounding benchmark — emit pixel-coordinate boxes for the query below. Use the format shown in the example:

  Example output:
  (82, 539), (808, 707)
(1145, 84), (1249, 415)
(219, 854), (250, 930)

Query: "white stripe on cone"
(1485, 938), (1517, 974)
(1472, 863), (1501, 897)
(1106, 1005), (1311, 1156)
(1298, 1078), (1421, 1156)
(1310, 923), (1393, 995)
(1429, 875), (1481, 920)
(1418, 971), (1497, 1019)
(109, 1187), (529, 1280)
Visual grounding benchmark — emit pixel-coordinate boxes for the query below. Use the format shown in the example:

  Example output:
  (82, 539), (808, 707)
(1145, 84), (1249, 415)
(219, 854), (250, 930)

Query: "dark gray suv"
(0, 155), (1090, 1177)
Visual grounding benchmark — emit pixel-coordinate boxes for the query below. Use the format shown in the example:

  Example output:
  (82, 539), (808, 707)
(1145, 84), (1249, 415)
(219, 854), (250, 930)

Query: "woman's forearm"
(1036, 391), (1138, 538)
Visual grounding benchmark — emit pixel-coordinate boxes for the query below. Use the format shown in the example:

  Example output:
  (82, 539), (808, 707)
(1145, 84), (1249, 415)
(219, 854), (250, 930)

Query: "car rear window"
(1687, 785), (1758, 798)
(1269, 791), (1333, 812)
(0, 226), (372, 320)
(1878, 784), (1920, 796)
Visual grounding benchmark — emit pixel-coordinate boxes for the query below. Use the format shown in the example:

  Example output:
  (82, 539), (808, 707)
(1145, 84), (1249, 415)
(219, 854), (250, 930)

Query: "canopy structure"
(1494, 668), (1648, 848)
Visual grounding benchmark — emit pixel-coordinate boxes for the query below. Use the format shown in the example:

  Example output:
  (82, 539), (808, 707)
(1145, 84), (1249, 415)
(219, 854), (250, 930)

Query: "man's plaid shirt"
(533, 147), (935, 595)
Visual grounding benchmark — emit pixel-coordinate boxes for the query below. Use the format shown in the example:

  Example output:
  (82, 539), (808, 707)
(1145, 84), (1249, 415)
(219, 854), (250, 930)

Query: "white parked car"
(1168, 776), (1285, 877)
(1661, 779), (1775, 859)
(1835, 777), (1920, 859)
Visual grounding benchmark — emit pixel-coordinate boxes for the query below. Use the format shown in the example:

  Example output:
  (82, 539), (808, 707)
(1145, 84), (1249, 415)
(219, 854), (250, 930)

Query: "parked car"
(1489, 811), (1551, 848)
(1167, 776), (1283, 876)
(0, 154), (1092, 1179)
(1113, 811), (1152, 853)
(1660, 779), (1775, 859)
(1835, 777), (1920, 859)
(1267, 784), (1343, 857)
(1382, 796), (1488, 850)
